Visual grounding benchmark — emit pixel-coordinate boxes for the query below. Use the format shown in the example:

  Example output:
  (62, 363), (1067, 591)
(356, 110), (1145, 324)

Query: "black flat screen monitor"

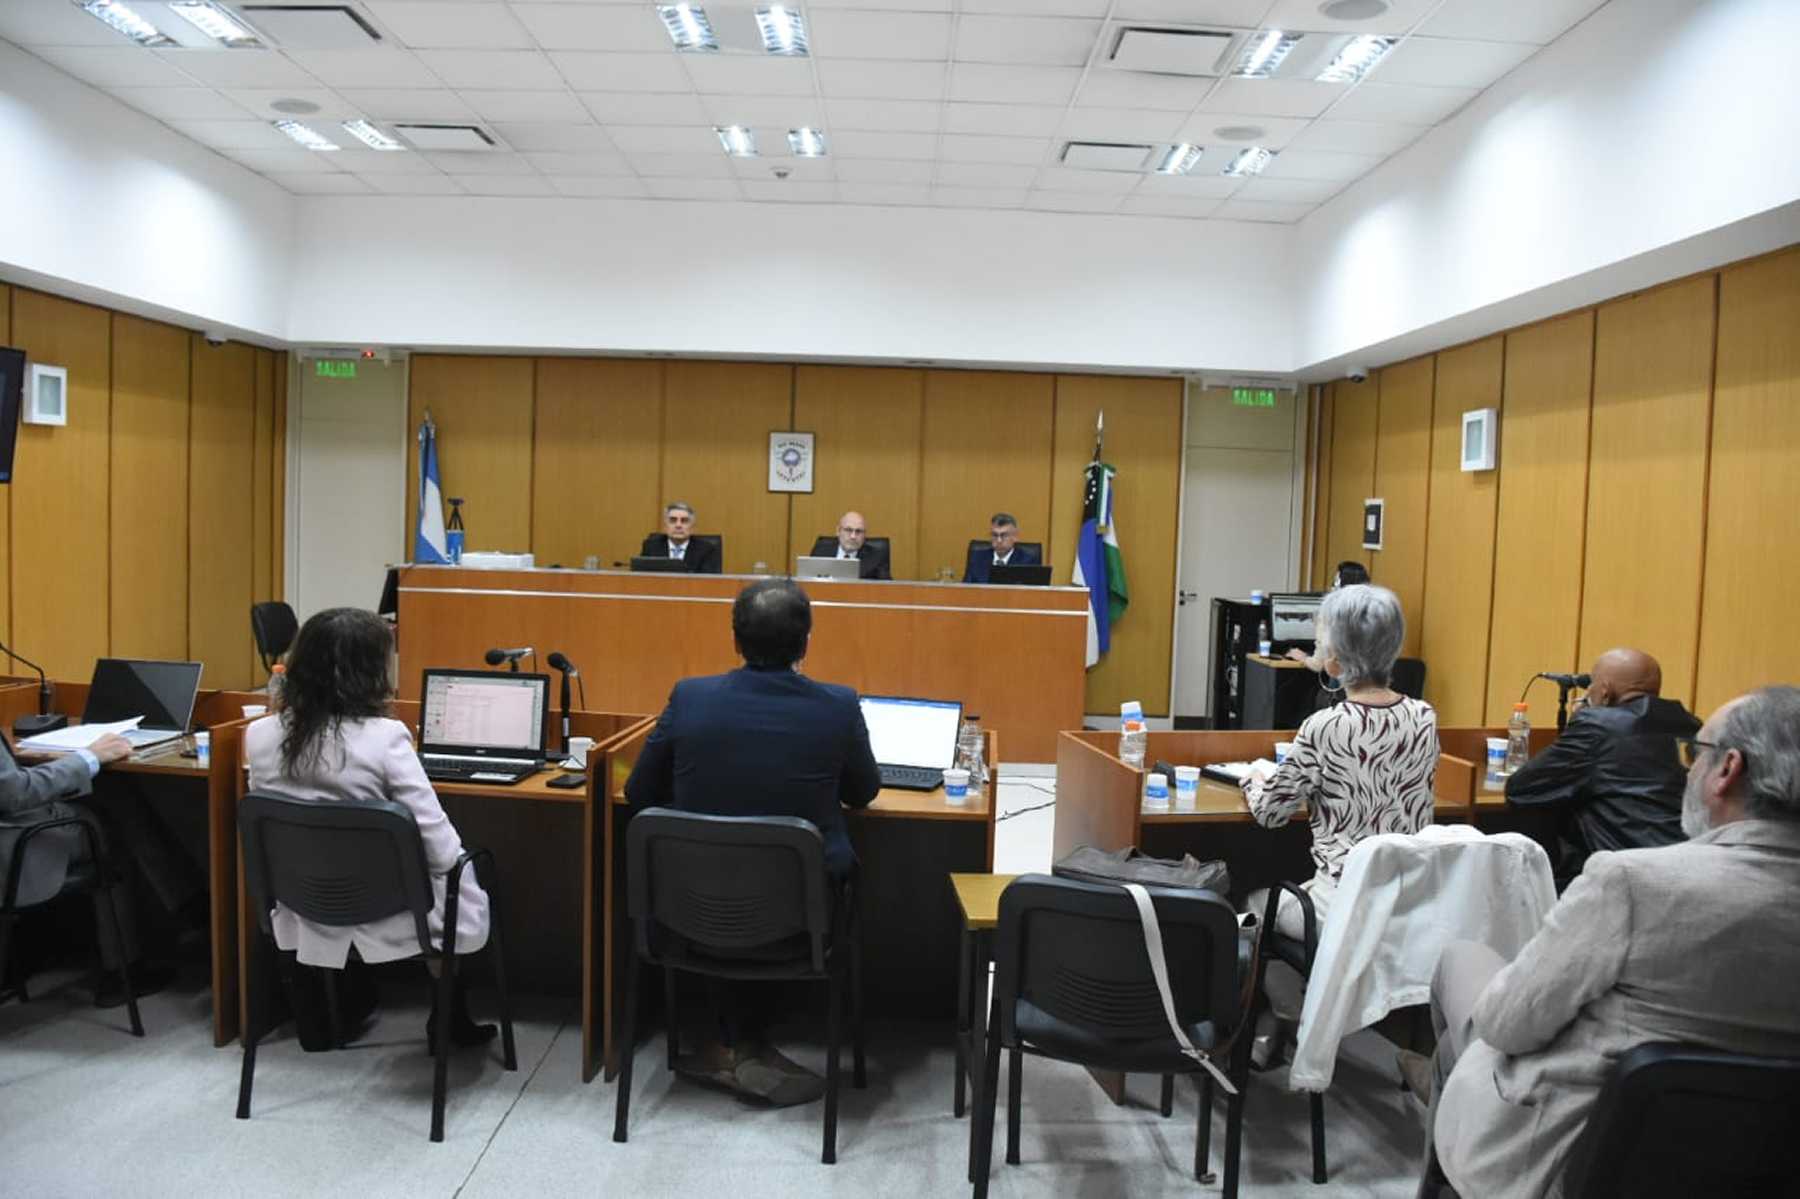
(630, 556), (687, 573)
(989, 563), (1052, 586)
(0, 348), (25, 484)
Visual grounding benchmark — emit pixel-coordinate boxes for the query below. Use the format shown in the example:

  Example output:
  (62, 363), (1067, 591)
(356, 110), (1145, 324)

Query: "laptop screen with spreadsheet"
(419, 670), (549, 758)
(859, 695), (962, 771)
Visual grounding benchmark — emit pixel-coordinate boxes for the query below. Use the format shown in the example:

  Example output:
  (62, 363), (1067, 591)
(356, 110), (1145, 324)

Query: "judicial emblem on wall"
(769, 431), (815, 493)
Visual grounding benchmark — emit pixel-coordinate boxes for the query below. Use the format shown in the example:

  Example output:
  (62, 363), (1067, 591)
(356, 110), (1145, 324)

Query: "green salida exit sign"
(1232, 387), (1277, 407)
(315, 359), (357, 379)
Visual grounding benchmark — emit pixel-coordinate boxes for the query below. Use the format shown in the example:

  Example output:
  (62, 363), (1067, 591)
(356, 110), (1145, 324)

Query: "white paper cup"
(195, 731), (211, 766)
(1275, 741), (1295, 764)
(241, 704), (267, 719)
(1144, 772), (1170, 810)
(568, 736), (596, 768)
(1485, 737), (1507, 769)
(1173, 765), (1200, 810)
(944, 767), (970, 803)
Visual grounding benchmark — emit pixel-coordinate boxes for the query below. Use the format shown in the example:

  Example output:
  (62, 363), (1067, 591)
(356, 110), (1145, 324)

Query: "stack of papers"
(17, 718), (142, 753)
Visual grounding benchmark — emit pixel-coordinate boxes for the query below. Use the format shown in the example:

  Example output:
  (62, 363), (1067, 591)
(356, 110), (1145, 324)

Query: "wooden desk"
(394, 565), (1087, 761)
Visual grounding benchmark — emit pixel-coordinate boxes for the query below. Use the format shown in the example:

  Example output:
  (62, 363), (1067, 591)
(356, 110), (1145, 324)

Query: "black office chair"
(0, 817), (143, 1036)
(235, 791), (516, 1142)
(1392, 658), (1426, 701)
(250, 602), (299, 676)
(971, 874), (1257, 1199)
(612, 808), (865, 1164)
(1258, 881), (1329, 1183)
(693, 534), (723, 573)
(965, 538), (1043, 564)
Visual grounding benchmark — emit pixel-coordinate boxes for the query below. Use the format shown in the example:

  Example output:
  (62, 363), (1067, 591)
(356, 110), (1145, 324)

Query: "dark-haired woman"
(244, 606), (493, 1046)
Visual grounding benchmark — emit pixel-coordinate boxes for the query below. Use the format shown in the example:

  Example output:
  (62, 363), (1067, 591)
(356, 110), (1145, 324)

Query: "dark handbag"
(1053, 845), (1230, 896)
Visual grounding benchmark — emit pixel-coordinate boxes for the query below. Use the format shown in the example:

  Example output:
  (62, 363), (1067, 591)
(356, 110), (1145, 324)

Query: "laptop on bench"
(859, 694), (963, 791)
(82, 658), (203, 751)
(418, 669), (551, 785)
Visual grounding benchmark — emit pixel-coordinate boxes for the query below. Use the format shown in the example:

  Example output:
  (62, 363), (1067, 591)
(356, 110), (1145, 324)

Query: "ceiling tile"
(1372, 37), (1538, 89)
(152, 49), (314, 88)
(731, 156), (834, 180)
(1028, 190), (1124, 213)
(1199, 78), (1347, 119)
(556, 53), (693, 92)
(550, 176), (650, 198)
(702, 95), (826, 128)
(1112, 1), (1273, 23)
(1075, 70), (1214, 112)
(509, 3), (670, 52)
(491, 123), (619, 152)
(1260, 147), (1382, 180)
(224, 88), (359, 121)
(1174, 113), (1310, 149)
(934, 161), (1037, 188)
(938, 134), (1051, 165)
(223, 148), (346, 174)
(815, 59), (947, 100)
(0, 2), (131, 46)
(604, 125), (722, 155)
(1290, 119), (1423, 156)
(742, 180), (839, 203)
(583, 91), (710, 125)
(336, 88), (477, 120)
(1418, 0), (1606, 45)
(948, 64), (1083, 105)
(828, 99), (944, 133)
(1119, 194), (1224, 218)
(1234, 175), (1346, 203)
(807, 0), (952, 9)
(415, 49), (564, 89)
(1035, 165), (1142, 193)
(107, 87), (253, 121)
(965, 0), (1109, 13)
(833, 158), (935, 183)
(955, 16), (1101, 67)
(38, 47), (206, 88)
(837, 183), (932, 206)
(1262, 0), (1439, 34)
(1060, 106), (1183, 142)
(943, 103), (1065, 137)
(451, 173), (560, 196)
(831, 130), (939, 161)
(1327, 82), (1479, 125)
(808, 10), (953, 59)
(422, 150), (538, 174)
(684, 56), (815, 97)
(1212, 196), (1317, 222)
(627, 152), (734, 178)
(932, 185), (1029, 208)
(524, 151), (634, 176)
(334, 148), (444, 175)
(167, 119), (299, 151)
(266, 172), (375, 194)
(365, 1), (534, 50)
(1134, 173), (1242, 197)
(362, 173), (467, 195)
(462, 90), (590, 123)
(285, 49), (443, 88)
(644, 178), (743, 200)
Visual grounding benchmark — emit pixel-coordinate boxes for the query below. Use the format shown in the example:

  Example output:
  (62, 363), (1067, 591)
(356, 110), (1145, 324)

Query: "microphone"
(484, 646), (533, 673)
(0, 639), (66, 737)
(1539, 672), (1591, 689)
(547, 652), (577, 754)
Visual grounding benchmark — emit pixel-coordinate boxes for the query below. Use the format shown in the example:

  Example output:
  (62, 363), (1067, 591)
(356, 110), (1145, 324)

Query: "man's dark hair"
(732, 578), (812, 669)
(1335, 559), (1370, 587)
(990, 512), (1017, 528)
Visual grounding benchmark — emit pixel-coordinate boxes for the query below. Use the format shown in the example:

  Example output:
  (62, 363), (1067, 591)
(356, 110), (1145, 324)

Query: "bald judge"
(1504, 648), (1701, 887)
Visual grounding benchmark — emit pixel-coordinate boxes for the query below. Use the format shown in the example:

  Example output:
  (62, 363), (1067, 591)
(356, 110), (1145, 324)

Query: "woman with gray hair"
(1243, 584), (1439, 940)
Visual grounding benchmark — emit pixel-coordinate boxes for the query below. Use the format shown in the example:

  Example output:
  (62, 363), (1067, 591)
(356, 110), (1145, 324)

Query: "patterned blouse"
(1243, 697), (1440, 886)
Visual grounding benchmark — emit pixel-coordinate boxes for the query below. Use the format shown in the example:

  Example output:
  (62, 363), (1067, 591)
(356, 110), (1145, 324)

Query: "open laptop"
(82, 658), (203, 750)
(418, 669), (550, 785)
(859, 694), (963, 791)
(796, 555), (861, 581)
(989, 563), (1052, 586)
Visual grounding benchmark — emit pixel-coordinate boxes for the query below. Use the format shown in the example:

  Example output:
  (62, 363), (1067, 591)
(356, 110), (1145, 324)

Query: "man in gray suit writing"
(1420, 685), (1800, 1197)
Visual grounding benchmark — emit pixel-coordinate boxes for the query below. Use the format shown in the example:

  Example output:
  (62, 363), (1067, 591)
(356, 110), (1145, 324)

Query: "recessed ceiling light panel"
(787, 127), (826, 157)
(168, 1), (263, 47)
(715, 125), (757, 157)
(342, 119), (404, 151)
(80, 0), (172, 46)
(1233, 30), (1300, 78)
(1316, 34), (1396, 83)
(1155, 144), (1203, 175)
(274, 120), (340, 151)
(1222, 146), (1275, 177)
(658, 3), (718, 51)
(756, 5), (807, 56)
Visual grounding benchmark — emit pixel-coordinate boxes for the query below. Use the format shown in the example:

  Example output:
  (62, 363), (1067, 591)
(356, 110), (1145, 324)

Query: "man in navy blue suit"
(624, 577), (880, 1103)
(963, 512), (1042, 583)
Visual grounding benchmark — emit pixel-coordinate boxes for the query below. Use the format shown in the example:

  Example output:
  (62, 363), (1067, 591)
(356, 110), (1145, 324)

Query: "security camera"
(771, 166), (791, 180)
(1345, 365), (1369, 383)
(203, 330), (229, 347)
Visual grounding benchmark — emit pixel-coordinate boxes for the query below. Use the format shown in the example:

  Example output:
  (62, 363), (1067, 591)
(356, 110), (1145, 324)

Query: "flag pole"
(1093, 409), (1105, 460)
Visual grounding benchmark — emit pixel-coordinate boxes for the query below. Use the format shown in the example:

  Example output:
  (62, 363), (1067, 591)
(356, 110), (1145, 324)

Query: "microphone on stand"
(483, 646), (534, 673)
(0, 639), (66, 737)
(1537, 672), (1591, 689)
(547, 652), (578, 755)
(1526, 672), (1591, 732)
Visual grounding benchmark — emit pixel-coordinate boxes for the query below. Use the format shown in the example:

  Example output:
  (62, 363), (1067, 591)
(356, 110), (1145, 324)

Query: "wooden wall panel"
(1696, 249), (1800, 714)
(1325, 376), (1377, 578)
(918, 371), (1054, 583)
(1419, 337), (1503, 724)
(190, 336), (257, 689)
(1371, 357), (1434, 655)
(788, 366), (924, 579)
(1309, 386), (1335, 589)
(272, 357), (286, 600)
(406, 356), (536, 556)
(1578, 277), (1715, 706)
(0, 284), (10, 641)
(661, 361), (793, 574)
(251, 348), (276, 621)
(1050, 375), (1183, 716)
(10, 291), (111, 680)
(531, 358), (664, 570)
(110, 314), (190, 661)
(1485, 311), (1595, 723)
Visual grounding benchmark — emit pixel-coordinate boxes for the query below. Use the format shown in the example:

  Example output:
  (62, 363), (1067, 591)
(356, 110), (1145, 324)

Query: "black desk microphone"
(547, 652), (578, 754)
(1, 639), (66, 737)
(483, 646), (534, 673)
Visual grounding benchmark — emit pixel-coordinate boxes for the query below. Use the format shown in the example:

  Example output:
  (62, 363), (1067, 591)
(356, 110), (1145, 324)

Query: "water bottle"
(267, 663), (286, 707)
(1257, 618), (1272, 658)
(1505, 703), (1531, 774)
(446, 497), (466, 565)
(957, 713), (987, 795)
(1119, 700), (1147, 770)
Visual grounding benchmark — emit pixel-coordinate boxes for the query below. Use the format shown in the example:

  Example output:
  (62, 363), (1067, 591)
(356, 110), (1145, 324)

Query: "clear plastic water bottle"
(957, 713), (987, 796)
(446, 497), (466, 565)
(1119, 699), (1147, 770)
(267, 662), (286, 707)
(1505, 703), (1531, 774)
(1257, 618), (1272, 658)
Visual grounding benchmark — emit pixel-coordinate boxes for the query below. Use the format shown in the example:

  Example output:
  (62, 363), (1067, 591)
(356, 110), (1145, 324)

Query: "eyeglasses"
(1677, 736), (1743, 770)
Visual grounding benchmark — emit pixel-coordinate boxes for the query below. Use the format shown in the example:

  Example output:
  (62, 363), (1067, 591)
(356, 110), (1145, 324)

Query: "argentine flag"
(415, 414), (450, 564)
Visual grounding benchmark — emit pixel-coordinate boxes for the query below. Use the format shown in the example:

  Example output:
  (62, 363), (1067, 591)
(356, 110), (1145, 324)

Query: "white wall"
(284, 196), (1296, 374)
(0, 39), (295, 341)
(1296, 0), (1800, 376)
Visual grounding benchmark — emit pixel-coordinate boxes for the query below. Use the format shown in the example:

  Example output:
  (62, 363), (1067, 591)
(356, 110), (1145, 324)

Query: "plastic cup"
(1173, 765), (1200, 810)
(944, 767), (970, 803)
(1485, 737), (1508, 779)
(195, 731), (211, 766)
(1275, 741), (1294, 764)
(1250, 589), (1265, 603)
(241, 704), (267, 719)
(1144, 772), (1170, 811)
(568, 736), (596, 768)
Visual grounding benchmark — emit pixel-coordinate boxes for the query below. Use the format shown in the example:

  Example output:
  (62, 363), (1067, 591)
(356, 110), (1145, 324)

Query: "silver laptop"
(796, 555), (861, 581)
(82, 658), (203, 750)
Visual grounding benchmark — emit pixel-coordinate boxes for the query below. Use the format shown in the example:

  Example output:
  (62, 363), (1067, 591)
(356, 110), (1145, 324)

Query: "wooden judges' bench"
(392, 564), (1089, 762)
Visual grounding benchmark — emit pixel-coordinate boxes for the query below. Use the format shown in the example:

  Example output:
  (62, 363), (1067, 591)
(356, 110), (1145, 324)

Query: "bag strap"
(1121, 882), (1238, 1096)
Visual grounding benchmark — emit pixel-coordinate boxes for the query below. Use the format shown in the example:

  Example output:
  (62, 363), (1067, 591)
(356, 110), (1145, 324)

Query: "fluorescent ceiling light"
(1233, 30), (1299, 78)
(342, 119), (404, 151)
(787, 127), (826, 158)
(756, 5), (807, 56)
(80, 0), (172, 46)
(1316, 35), (1396, 83)
(168, 1), (262, 46)
(1222, 146), (1274, 177)
(1154, 143), (1202, 175)
(658, 4), (717, 51)
(715, 125), (756, 157)
(274, 120), (340, 151)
